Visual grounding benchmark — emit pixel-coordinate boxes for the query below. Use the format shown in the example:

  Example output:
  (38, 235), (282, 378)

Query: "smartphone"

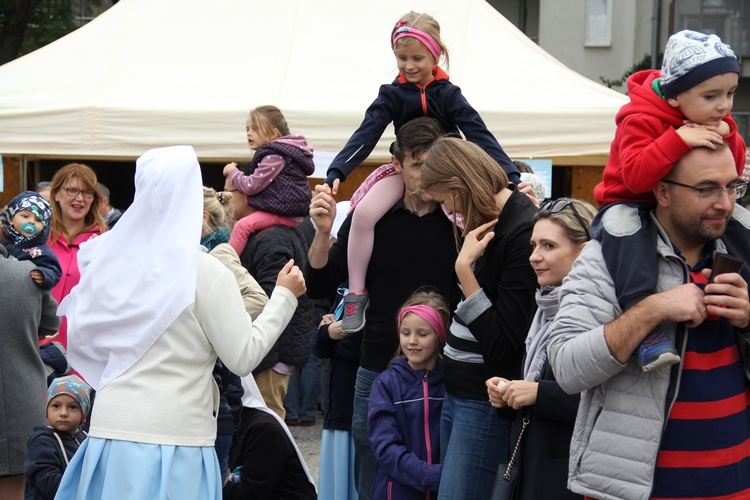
(708, 252), (745, 285)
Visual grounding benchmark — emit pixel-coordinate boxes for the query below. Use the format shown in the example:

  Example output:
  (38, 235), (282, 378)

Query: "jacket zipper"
(423, 371), (432, 500)
(647, 255), (690, 498)
(417, 77), (436, 116)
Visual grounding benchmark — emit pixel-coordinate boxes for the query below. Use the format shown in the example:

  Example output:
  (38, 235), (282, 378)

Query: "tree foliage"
(0, 0), (81, 65)
(599, 53), (664, 90)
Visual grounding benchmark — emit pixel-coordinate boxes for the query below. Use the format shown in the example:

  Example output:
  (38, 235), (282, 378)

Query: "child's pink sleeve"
(229, 155), (286, 196)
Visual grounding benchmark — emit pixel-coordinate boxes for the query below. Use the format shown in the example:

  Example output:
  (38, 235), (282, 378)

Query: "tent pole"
(20, 155), (28, 191)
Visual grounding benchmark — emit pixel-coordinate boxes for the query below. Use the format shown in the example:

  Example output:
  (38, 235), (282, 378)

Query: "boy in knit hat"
(592, 30), (746, 372)
(0, 191), (61, 289)
(23, 375), (91, 500)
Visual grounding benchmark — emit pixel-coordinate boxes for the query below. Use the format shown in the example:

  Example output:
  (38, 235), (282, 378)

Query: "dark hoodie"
(24, 425), (87, 500)
(324, 66), (519, 186)
(368, 357), (444, 500)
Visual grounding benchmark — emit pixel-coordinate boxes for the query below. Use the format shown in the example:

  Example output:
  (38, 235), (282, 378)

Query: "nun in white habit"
(55, 145), (306, 500)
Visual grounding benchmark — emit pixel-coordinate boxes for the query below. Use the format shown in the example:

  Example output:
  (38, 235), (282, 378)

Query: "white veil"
(59, 145), (202, 391)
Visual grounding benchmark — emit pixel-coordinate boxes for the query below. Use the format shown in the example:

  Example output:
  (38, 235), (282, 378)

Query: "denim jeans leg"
(299, 353), (322, 422)
(352, 366), (379, 500)
(437, 392), (511, 500)
(284, 369), (300, 420)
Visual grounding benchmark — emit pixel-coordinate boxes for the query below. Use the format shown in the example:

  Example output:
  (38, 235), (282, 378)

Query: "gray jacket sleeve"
(547, 240), (627, 394)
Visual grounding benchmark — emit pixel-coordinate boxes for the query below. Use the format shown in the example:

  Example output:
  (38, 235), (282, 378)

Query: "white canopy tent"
(0, 0), (626, 171)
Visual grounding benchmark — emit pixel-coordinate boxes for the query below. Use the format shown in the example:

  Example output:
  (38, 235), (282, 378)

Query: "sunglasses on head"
(539, 198), (591, 240)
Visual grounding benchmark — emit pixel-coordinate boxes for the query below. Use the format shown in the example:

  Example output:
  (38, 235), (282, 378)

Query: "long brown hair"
(420, 137), (508, 241)
(248, 105), (290, 142)
(48, 163), (107, 241)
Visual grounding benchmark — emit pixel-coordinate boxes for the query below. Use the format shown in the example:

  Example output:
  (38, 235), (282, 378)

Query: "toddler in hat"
(592, 30), (746, 372)
(0, 191), (62, 289)
(23, 375), (91, 500)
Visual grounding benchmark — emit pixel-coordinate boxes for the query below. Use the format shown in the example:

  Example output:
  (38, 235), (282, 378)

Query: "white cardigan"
(88, 252), (297, 447)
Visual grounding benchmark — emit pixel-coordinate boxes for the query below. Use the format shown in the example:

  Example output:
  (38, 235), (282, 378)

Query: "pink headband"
(392, 21), (442, 63)
(398, 305), (447, 346)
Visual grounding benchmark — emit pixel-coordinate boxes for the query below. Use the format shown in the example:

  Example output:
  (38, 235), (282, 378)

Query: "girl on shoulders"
(323, 11), (520, 335)
(223, 105), (315, 255)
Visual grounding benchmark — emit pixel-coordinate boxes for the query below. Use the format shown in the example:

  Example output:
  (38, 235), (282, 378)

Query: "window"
(584, 0), (613, 47)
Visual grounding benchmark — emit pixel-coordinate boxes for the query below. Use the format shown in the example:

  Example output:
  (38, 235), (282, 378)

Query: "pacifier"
(21, 222), (38, 236)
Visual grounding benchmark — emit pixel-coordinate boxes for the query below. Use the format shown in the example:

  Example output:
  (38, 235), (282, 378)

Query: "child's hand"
(45, 330), (60, 339)
(275, 259), (306, 297)
(320, 313), (335, 327)
(327, 320), (346, 340)
(30, 270), (44, 284)
(223, 162), (238, 177)
(517, 181), (540, 208)
(676, 123), (723, 149)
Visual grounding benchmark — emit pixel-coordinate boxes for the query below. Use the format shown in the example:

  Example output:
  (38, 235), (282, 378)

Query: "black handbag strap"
(503, 418), (530, 480)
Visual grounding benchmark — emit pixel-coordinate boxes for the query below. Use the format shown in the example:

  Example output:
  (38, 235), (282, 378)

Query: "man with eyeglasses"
(548, 144), (750, 500)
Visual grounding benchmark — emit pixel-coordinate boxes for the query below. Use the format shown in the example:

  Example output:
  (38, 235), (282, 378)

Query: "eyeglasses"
(661, 179), (748, 203)
(539, 198), (591, 240)
(61, 186), (96, 200)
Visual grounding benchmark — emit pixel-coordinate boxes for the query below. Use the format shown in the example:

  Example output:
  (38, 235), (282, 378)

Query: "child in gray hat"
(591, 30), (745, 372)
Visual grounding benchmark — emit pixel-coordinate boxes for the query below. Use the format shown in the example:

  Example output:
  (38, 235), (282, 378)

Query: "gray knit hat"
(660, 30), (739, 99)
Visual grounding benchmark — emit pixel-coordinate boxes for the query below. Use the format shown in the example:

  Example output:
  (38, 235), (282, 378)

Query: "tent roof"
(0, 0), (626, 164)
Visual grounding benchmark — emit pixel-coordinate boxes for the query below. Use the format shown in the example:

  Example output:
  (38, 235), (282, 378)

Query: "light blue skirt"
(318, 429), (358, 500)
(55, 437), (222, 500)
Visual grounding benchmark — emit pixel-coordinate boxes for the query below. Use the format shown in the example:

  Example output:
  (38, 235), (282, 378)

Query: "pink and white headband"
(398, 304), (447, 346)
(392, 20), (442, 62)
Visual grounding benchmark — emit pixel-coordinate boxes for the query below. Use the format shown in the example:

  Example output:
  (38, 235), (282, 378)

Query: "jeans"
(284, 353), (322, 422)
(351, 366), (380, 500)
(437, 392), (511, 500)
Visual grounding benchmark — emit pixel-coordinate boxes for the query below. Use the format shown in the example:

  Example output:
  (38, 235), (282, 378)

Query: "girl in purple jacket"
(368, 290), (449, 500)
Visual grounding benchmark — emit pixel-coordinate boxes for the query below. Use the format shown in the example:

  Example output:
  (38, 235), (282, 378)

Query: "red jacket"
(594, 70), (746, 205)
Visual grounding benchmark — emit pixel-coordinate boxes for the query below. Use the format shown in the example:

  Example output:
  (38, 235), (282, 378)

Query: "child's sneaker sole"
(639, 352), (681, 372)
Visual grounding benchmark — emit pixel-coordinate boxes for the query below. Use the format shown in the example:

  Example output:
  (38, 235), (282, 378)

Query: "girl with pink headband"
(367, 289), (450, 499)
(320, 10), (520, 337)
